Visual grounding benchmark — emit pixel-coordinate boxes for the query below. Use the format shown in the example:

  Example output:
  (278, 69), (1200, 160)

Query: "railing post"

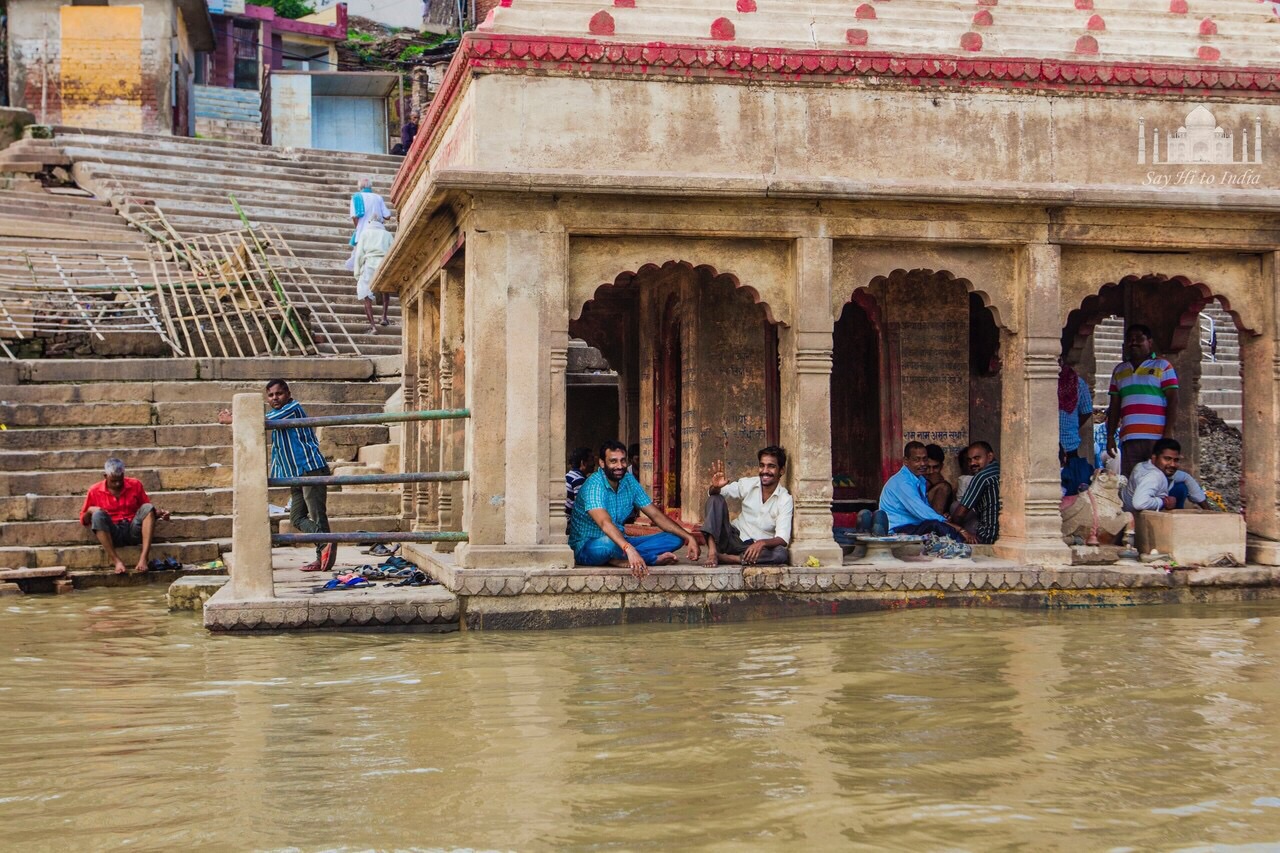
(229, 392), (274, 599)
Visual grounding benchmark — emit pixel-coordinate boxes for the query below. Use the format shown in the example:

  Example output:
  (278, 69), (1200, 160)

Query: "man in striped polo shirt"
(1105, 324), (1179, 478)
(219, 379), (335, 572)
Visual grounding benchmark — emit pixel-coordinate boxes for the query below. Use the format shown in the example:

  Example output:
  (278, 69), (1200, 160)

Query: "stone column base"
(994, 536), (1072, 568)
(455, 543), (575, 570)
(1247, 536), (1280, 567)
(788, 538), (846, 569)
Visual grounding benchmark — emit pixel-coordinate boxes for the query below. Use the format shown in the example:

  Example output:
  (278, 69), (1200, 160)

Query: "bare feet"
(703, 547), (719, 568)
(654, 552), (678, 566)
(133, 558), (149, 574)
(607, 559), (630, 569)
(113, 558), (128, 575)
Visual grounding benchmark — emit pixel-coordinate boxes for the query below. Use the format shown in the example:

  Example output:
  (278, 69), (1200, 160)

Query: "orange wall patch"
(60, 6), (144, 132)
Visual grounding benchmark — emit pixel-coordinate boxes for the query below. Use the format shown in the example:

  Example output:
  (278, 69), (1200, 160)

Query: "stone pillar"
(1166, 333), (1202, 479)
(1244, 253), (1280, 562)
(549, 328), (570, 544)
(455, 229), (574, 570)
(996, 245), (1072, 566)
(400, 290), (420, 527)
(779, 238), (844, 567)
(416, 293), (440, 532)
(436, 267), (465, 549)
(229, 392), (274, 600)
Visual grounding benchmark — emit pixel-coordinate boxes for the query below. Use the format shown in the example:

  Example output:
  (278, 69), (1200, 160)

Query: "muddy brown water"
(4, 590), (1280, 850)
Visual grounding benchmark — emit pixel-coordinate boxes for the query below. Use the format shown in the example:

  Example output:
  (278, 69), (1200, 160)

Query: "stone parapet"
(203, 582), (460, 631)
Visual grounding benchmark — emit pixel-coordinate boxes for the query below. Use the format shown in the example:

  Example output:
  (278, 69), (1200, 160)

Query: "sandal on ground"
(317, 576), (373, 591)
(354, 565), (387, 580)
(367, 543), (400, 557)
(378, 555), (412, 570)
(390, 570), (433, 587)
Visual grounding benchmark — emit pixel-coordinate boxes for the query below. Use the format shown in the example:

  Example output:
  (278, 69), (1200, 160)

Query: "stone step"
(0, 444), (232, 472)
(0, 462), (233, 497)
(1201, 361), (1243, 377)
(0, 537), (228, 570)
(0, 514), (239, 548)
(0, 487), (399, 523)
(18, 357), (379, 384)
(0, 421), (390, 459)
(0, 379), (399, 404)
(1201, 390), (1242, 406)
(56, 126), (406, 167)
(61, 139), (400, 179)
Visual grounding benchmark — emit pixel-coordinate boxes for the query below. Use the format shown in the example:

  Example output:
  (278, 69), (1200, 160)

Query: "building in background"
(198, 1), (401, 152)
(314, 0), (419, 31)
(5, 0), (215, 135)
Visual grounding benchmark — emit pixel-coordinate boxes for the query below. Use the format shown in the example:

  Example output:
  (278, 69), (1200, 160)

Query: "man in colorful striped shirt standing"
(1105, 324), (1179, 478)
(219, 379), (336, 572)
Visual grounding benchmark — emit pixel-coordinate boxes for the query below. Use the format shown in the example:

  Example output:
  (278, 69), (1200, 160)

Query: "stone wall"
(7, 0), (192, 135)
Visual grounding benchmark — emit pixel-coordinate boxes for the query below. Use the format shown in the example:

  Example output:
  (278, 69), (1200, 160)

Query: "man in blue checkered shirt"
(568, 440), (700, 578)
(219, 379), (335, 572)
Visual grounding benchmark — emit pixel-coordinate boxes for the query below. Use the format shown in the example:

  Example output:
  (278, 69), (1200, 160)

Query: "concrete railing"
(228, 392), (470, 599)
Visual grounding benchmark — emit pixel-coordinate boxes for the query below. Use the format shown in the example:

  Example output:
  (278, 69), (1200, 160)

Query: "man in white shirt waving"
(701, 446), (793, 567)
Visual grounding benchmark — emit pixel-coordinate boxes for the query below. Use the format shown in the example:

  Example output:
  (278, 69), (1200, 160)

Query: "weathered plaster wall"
(467, 75), (1280, 196)
(270, 73), (312, 148)
(7, 0), (192, 133)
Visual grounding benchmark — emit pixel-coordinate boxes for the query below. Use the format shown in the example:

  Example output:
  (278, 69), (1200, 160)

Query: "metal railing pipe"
(272, 531), (469, 545)
(266, 408), (471, 430)
(268, 471), (470, 488)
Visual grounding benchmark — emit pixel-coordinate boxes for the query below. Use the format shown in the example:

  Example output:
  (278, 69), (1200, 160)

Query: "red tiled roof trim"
(392, 33), (1280, 202)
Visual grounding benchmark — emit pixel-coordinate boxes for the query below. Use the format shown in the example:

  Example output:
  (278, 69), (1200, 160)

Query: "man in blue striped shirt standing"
(220, 379), (335, 572)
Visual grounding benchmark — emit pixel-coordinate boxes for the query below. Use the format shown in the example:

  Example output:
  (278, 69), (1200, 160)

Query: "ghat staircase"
(0, 126), (416, 582)
(0, 126), (404, 356)
(0, 358), (408, 582)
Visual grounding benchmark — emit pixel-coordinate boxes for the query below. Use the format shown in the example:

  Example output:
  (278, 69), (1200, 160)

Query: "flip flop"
(354, 565), (387, 580)
(378, 555), (412, 570)
(367, 543), (400, 557)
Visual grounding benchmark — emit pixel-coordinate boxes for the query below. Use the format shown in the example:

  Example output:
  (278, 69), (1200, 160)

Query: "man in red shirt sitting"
(79, 458), (171, 574)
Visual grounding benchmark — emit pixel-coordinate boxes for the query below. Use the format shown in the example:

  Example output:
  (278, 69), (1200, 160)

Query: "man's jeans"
(291, 466), (330, 559)
(891, 520), (966, 543)
(1169, 481), (1189, 509)
(574, 532), (684, 566)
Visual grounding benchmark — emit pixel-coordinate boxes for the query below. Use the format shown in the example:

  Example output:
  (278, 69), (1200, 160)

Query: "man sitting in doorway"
(79, 457), (171, 574)
(1121, 438), (1212, 514)
(564, 446), (594, 524)
(879, 441), (975, 543)
(701, 446), (792, 568)
(1106, 324), (1179, 477)
(569, 440), (700, 578)
(950, 441), (1001, 545)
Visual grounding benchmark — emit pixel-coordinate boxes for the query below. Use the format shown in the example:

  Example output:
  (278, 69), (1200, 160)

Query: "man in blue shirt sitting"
(878, 441), (975, 544)
(569, 440), (700, 578)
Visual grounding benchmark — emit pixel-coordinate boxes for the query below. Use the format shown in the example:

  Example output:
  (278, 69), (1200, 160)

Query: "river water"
(4, 590), (1280, 850)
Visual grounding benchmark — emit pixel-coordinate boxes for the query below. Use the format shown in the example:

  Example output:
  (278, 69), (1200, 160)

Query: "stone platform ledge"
(167, 575), (228, 611)
(410, 548), (1272, 598)
(461, 576), (1280, 631)
(203, 582), (459, 632)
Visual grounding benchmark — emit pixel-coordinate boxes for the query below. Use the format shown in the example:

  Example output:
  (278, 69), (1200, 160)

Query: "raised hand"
(709, 459), (729, 490)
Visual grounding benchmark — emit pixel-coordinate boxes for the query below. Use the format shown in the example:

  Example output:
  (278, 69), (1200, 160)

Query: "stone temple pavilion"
(377, 0), (1280, 600)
